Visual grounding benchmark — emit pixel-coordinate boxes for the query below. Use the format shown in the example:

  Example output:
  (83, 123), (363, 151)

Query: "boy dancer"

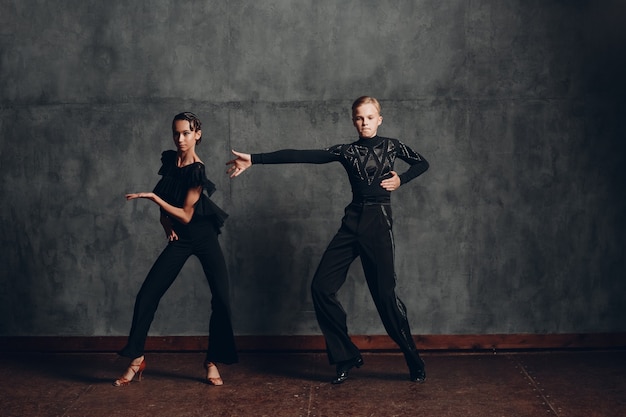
(227, 97), (429, 384)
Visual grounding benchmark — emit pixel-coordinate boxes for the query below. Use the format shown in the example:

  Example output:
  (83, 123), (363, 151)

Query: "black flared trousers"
(119, 219), (238, 364)
(311, 202), (419, 364)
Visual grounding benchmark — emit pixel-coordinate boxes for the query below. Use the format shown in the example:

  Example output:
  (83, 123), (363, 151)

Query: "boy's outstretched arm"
(226, 150), (252, 178)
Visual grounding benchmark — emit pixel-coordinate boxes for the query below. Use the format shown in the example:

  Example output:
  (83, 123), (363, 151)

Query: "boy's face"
(352, 103), (382, 138)
(172, 120), (201, 152)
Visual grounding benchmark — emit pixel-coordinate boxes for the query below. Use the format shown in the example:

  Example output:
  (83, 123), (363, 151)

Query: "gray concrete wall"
(1, 0), (624, 337)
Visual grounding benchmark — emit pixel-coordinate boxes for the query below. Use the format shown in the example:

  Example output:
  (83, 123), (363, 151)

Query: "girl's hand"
(226, 150), (252, 178)
(125, 192), (155, 201)
(160, 214), (178, 242)
(166, 229), (179, 242)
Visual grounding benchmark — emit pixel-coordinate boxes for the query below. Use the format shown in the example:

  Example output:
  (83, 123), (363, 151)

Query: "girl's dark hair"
(172, 112), (203, 144)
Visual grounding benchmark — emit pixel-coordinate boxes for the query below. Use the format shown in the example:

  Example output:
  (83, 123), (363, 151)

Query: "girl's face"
(172, 120), (201, 152)
(352, 103), (383, 138)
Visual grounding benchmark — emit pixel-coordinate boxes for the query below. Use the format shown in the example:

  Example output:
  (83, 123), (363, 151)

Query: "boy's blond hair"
(351, 96), (382, 116)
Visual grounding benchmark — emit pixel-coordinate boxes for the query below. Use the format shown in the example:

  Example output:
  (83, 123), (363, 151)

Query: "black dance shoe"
(405, 352), (426, 383)
(409, 364), (426, 383)
(331, 356), (364, 385)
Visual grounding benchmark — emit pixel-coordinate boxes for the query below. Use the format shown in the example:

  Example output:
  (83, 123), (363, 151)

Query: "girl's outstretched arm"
(125, 185), (202, 225)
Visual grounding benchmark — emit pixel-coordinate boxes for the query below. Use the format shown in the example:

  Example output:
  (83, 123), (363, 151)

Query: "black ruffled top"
(152, 150), (228, 230)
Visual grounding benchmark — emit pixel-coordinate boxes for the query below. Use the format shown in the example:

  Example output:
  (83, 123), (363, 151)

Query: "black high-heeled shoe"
(331, 356), (364, 384)
(113, 357), (146, 387)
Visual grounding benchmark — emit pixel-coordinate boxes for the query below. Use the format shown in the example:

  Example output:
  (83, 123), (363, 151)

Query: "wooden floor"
(1, 350), (624, 417)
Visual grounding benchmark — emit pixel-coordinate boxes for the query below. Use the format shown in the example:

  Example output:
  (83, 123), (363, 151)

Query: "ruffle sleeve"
(187, 163), (216, 197)
(158, 150), (177, 176)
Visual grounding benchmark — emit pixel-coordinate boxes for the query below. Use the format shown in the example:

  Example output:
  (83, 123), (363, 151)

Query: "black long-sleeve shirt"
(251, 136), (429, 203)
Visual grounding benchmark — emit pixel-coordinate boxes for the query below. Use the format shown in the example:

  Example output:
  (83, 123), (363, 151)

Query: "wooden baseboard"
(1, 333), (625, 353)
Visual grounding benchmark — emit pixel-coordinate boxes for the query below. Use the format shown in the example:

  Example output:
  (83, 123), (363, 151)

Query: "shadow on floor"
(1, 350), (624, 417)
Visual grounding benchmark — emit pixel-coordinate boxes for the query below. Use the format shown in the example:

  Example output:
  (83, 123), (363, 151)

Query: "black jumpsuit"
(119, 150), (238, 365)
(252, 135), (428, 365)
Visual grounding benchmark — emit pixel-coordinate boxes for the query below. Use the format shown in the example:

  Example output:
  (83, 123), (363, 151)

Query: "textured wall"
(1, 0), (624, 338)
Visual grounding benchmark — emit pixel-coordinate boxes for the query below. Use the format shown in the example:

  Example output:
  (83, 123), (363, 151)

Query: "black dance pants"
(119, 219), (238, 365)
(311, 202), (419, 364)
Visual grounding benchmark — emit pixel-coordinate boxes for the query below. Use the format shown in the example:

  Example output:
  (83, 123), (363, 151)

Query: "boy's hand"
(226, 150), (252, 178)
(380, 171), (401, 191)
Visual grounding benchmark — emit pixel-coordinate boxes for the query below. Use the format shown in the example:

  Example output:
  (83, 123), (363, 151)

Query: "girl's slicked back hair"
(172, 112), (203, 144)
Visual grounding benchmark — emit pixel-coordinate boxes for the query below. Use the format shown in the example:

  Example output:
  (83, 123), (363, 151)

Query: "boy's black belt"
(351, 197), (391, 206)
